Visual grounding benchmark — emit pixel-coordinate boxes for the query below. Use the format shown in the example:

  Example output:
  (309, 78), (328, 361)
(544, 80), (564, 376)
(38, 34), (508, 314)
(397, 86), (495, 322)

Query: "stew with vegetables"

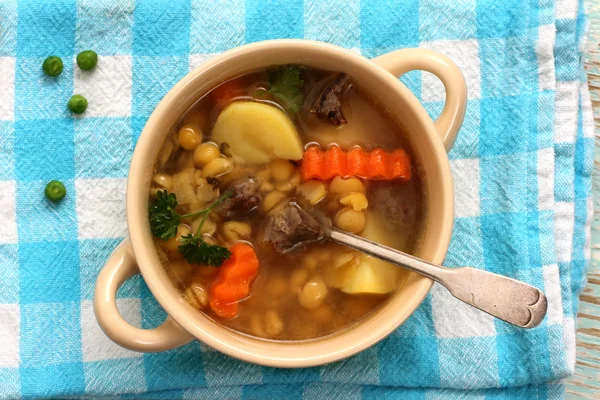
(149, 65), (425, 340)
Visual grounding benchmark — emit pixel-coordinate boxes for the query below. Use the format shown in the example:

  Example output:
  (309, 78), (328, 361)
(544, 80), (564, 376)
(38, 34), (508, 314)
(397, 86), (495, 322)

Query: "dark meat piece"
(217, 178), (262, 219)
(310, 74), (350, 125)
(261, 201), (325, 254)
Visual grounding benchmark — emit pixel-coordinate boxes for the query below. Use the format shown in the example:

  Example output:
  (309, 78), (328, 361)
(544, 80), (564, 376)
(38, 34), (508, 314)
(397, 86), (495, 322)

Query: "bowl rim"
(127, 39), (454, 367)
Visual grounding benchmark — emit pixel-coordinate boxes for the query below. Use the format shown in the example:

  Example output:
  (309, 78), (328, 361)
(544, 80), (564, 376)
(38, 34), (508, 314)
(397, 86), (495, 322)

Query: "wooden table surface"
(565, 1), (600, 398)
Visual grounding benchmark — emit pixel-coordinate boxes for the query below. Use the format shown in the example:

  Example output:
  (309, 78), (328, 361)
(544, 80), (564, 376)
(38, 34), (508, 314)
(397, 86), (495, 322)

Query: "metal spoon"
(264, 202), (548, 328)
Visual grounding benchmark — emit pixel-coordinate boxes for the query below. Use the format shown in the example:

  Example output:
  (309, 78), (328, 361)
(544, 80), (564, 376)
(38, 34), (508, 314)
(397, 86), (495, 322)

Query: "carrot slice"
(367, 148), (390, 179)
(209, 243), (260, 319)
(209, 300), (238, 320)
(325, 146), (347, 180)
(212, 79), (244, 106)
(211, 283), (248, 303)
(300, 145), (411, 182)
(347, 147), (369, 177)
(301, 145), (326, 181)
(390, 149), (412, 180)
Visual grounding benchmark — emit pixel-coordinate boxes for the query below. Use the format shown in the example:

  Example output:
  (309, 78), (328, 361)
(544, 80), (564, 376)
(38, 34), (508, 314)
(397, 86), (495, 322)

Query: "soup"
(149, 65), (424, 340)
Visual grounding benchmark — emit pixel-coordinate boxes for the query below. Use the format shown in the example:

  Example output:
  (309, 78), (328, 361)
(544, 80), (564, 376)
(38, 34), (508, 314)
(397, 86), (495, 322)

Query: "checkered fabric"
(0, 0), (592, 399)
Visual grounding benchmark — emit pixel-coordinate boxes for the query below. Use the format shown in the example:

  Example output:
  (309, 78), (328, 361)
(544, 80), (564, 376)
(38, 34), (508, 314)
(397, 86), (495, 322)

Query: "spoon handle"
(328, 228), (547, 328)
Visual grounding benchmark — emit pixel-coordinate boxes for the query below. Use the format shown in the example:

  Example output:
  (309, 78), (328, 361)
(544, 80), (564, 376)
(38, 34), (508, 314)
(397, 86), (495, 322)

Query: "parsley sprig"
(149, 190), (181, 240)
(258, 65), (304, 115)
(177, 234), (231, 266)
(149, 190), (232, 266)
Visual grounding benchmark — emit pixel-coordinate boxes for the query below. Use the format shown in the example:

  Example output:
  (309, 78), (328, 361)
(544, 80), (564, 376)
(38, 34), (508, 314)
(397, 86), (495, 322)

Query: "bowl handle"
(373, 49), (467, 151)
(93, 238), (194, 352)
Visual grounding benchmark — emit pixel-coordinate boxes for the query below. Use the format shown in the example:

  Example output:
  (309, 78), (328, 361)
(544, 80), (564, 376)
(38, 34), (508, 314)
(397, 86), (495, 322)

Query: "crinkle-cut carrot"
(347, 147), (369, 177)
(212, 78), (244, 106)
(301, 145), (326, 181)
(209, 243), (260, 319)
(324, 145), (347, 180)
(368, 148), (391, 179)
(301, 145), (412, 181)
(390, 149), (412, 180)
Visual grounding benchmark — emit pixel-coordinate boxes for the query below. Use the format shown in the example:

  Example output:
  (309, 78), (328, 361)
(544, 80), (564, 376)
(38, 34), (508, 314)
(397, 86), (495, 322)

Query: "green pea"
(76, 50), (98, 71)
(45, 180), (66, 202)
(42, 56), (63, 77)
(68, 95), (88, 114)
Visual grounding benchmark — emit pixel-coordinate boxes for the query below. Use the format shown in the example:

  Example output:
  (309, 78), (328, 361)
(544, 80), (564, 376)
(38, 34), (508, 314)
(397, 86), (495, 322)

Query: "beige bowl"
(94, 40), (466, 367)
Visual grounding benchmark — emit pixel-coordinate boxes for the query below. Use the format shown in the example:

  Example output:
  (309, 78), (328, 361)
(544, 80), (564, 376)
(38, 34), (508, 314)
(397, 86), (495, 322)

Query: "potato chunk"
(335, 211), (405, 295)
(212, 101), (303, 164)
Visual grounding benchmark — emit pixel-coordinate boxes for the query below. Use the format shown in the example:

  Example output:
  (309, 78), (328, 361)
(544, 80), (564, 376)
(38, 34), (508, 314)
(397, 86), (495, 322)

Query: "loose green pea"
(76, 50), (98, 71)
(45, 180), (66, 202)
(42, 56), (63, 77)
(68, 95), (88, 114)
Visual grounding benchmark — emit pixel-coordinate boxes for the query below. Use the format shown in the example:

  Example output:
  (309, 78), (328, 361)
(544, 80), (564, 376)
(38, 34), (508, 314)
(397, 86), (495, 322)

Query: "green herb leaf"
(178, 234), (232, 267)
(264, 65), (304, 115)
(149, 190), (180, 240)
(149, 190), (233, 266)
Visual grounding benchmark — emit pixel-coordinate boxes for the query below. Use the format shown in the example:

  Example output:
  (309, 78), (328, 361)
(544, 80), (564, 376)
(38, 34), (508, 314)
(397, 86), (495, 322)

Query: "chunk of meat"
(310, 74), (350, 125)
(261, 201), (325, 253)
(217, 178), (262, 219)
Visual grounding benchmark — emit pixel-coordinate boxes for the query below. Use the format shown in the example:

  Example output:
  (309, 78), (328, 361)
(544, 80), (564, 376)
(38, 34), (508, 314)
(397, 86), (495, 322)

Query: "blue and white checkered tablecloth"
(0, 0), (593, 399)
